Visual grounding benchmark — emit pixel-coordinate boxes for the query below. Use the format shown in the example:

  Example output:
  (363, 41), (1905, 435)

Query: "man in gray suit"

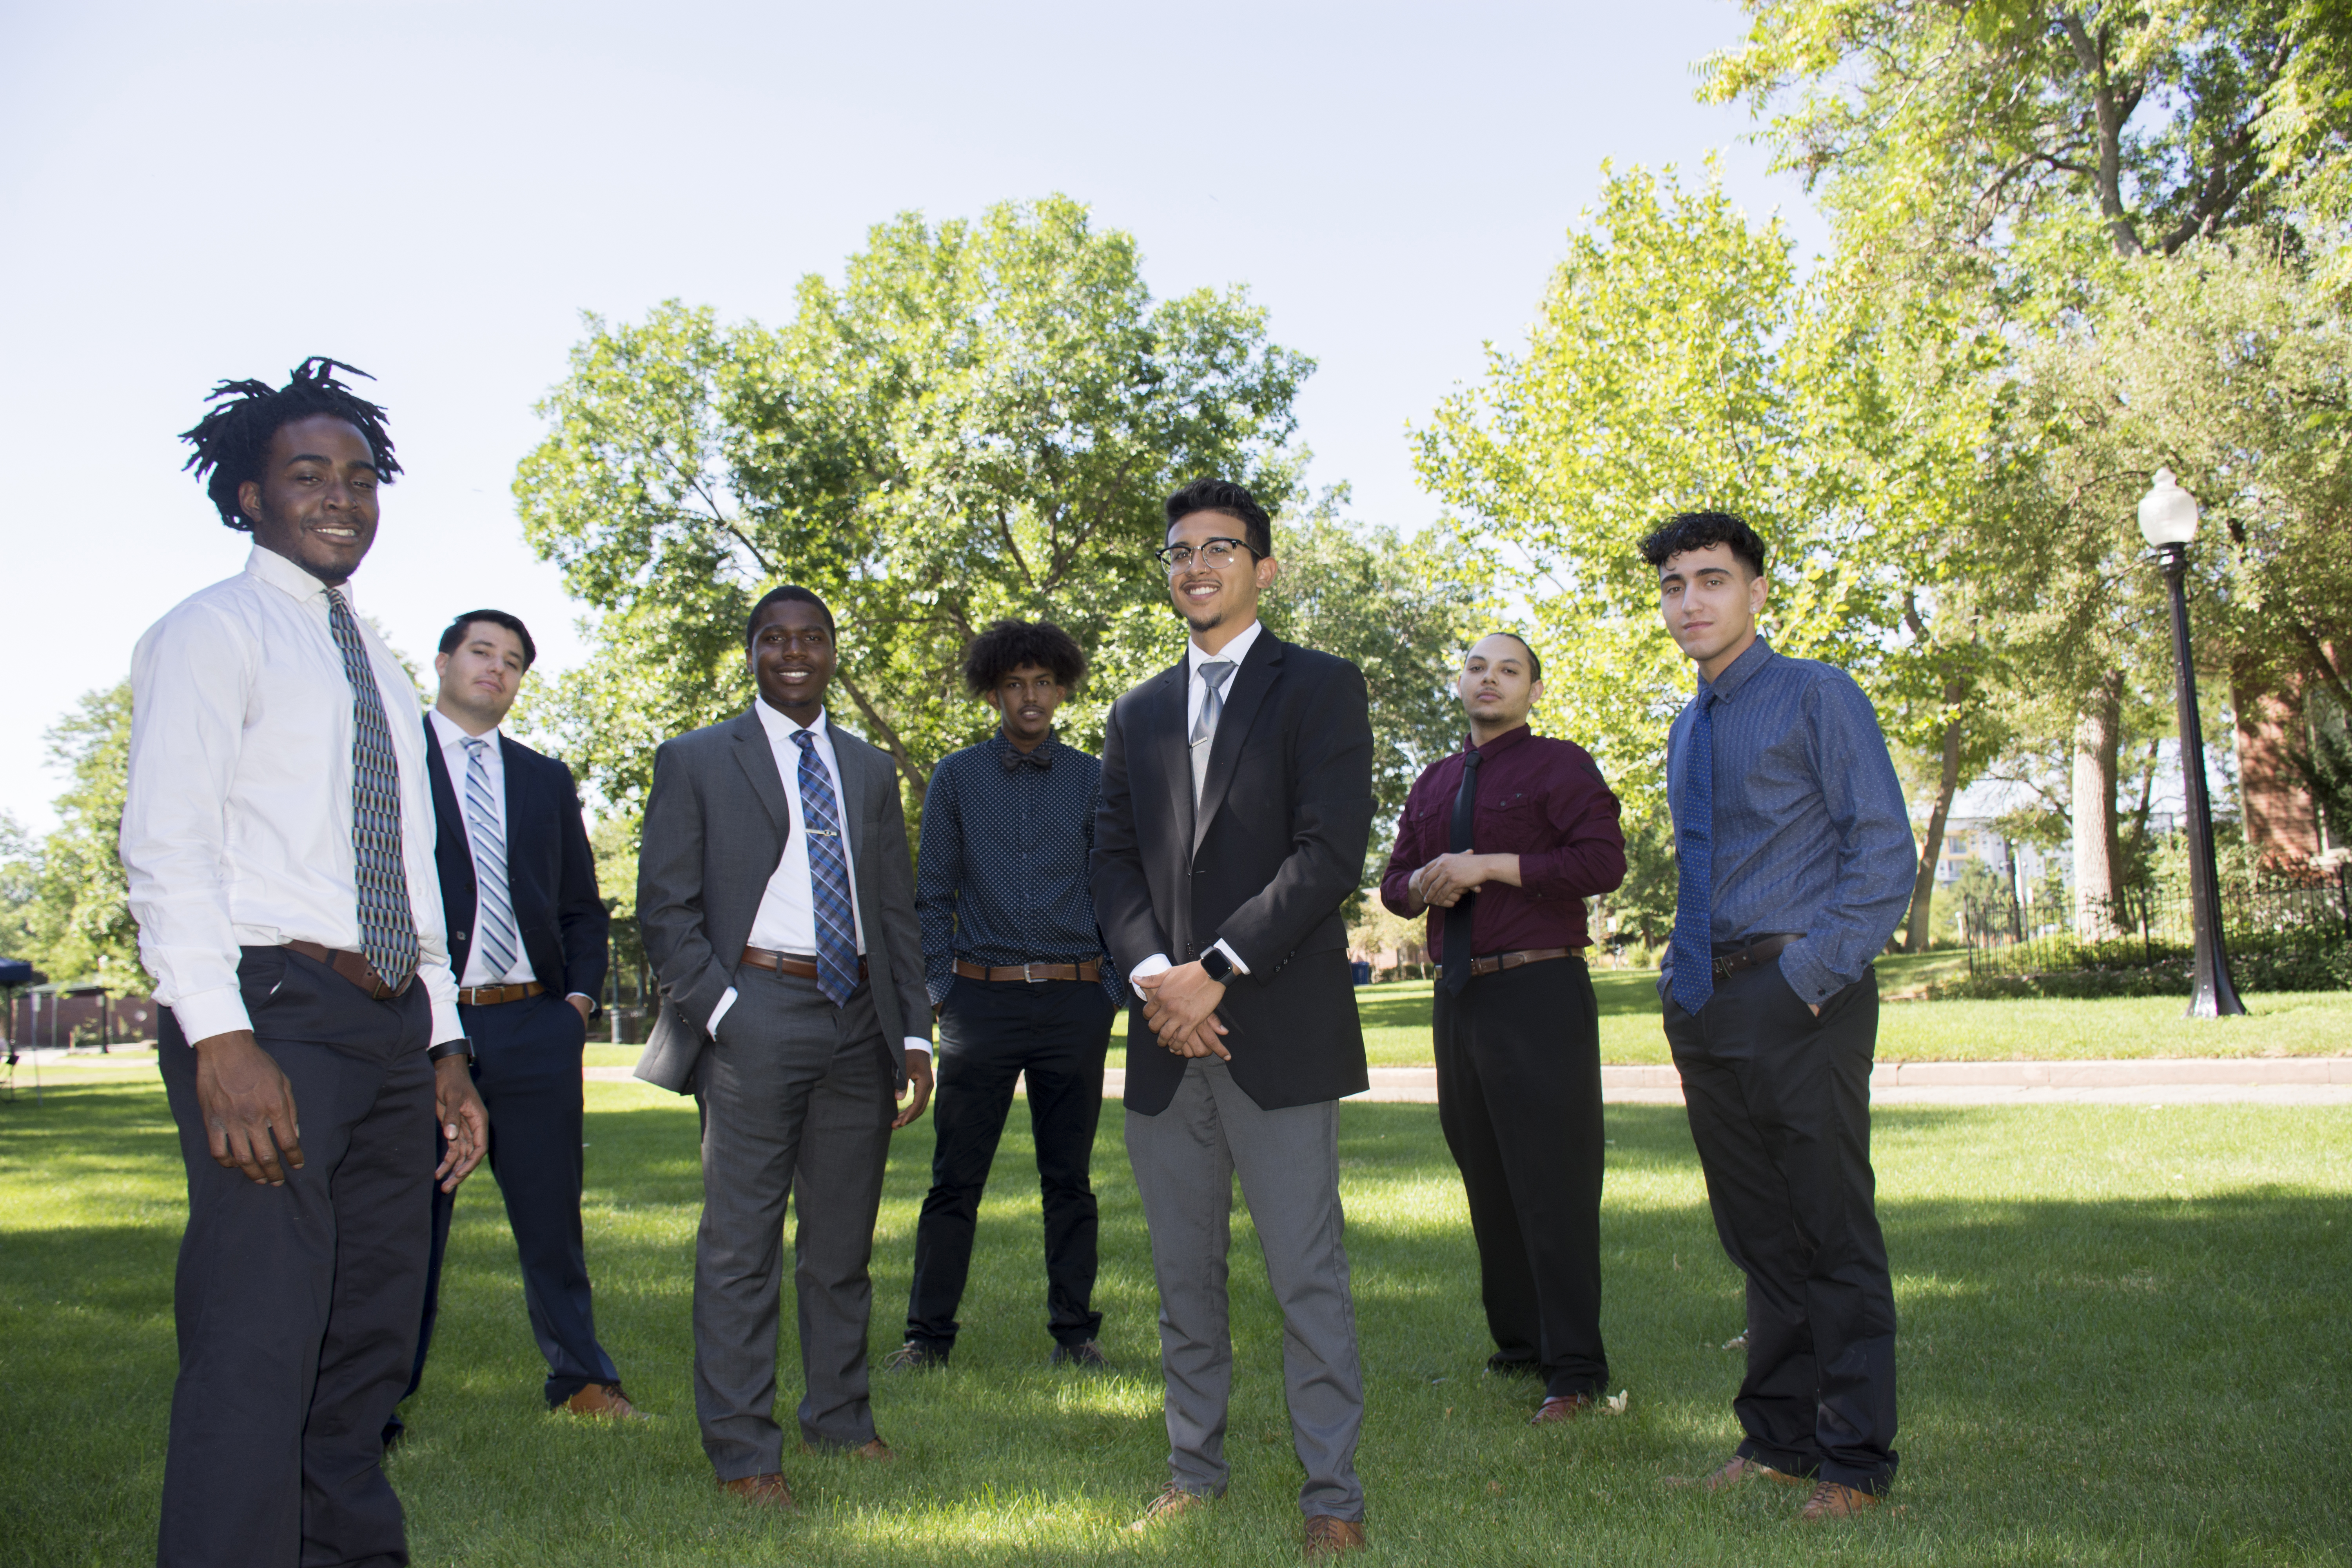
(635, 584), (935, 1510)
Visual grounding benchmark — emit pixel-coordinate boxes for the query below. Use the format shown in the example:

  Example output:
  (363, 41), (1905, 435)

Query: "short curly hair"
(1638, 510), (1767, 578)
(961, 619), (1086, 697)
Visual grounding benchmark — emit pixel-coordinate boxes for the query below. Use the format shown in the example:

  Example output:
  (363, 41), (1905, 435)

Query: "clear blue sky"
(0, 0), (1820, 830)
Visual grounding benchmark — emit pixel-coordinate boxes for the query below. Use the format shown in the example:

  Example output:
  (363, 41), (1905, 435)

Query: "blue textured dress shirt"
(916, 731), (1122, 1007)
(1661, 637), (1916, 1007)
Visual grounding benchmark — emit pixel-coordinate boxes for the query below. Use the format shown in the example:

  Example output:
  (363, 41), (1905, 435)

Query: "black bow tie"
(1003, 747), (1053, 773)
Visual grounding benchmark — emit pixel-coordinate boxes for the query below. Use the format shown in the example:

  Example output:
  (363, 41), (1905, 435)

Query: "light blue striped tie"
(462, 737), (520, 979)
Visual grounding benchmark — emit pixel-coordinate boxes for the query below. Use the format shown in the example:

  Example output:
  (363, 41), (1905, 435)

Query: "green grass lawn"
(2, 1077), (2346, 1565)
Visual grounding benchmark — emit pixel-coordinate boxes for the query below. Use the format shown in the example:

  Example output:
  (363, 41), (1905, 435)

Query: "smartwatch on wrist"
(1197, 945), (1236, 985)
(428, 1038), (474, 1064)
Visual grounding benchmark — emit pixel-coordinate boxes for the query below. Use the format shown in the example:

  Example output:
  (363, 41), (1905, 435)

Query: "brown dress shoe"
(1304, 1515), (1367, 1555)
(1667, 1455), (1809, 1493)
(801, 1437), (896, 1462)
(1125, 1483), (1213, 1532)
(719, 1473), (798, 1511)
(563, 1383), (648, 1421)
(1798, 1480), (1881, 1521)
(1530, 1391), (1594, 1424)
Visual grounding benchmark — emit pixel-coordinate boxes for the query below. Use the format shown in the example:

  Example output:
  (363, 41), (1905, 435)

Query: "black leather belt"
(1712, 934), (1800, 982)
(1466, 947), (1574, 978)
(954, 959), (1102, 984)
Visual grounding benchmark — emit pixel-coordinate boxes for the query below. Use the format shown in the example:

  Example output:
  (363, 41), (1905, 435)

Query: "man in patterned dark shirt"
(1645, 511), (1915, 1524)
(886, 620), (1122, 1372)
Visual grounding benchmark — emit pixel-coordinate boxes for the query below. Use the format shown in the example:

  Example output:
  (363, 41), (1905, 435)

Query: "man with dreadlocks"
(121, 358), (490, 1568)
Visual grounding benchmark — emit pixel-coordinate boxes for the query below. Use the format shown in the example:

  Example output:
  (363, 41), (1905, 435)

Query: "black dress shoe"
(1484, 1353), (1539, 1379)
(1050, 1339), (1110, 1369)
(882, 1339), (949, 1372)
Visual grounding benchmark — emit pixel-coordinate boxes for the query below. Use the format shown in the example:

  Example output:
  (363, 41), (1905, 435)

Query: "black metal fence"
(1962, 860), (2352, 987)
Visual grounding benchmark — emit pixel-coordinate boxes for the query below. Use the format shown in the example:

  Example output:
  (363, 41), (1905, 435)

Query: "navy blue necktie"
(791, 730), (860, 1006)
(1670, 691), (1717, 1015)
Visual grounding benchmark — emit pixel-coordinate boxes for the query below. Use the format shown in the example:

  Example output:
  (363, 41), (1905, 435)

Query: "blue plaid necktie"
(326, 588), (419, 991)
(791, 730), (860, 1006)
(1670, 691), (1717, 1015)
(461, 738), (520, 979)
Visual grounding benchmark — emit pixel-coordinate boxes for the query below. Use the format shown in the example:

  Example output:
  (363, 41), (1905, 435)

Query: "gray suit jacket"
(632, 706), (931, 1095)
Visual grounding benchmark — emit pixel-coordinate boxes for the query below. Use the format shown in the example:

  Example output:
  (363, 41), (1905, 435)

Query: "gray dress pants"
(1126, 1056), (1366, 1521)
(692, 966), (895, 1479)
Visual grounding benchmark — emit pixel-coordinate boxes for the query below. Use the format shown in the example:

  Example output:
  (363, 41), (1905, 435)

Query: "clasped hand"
(1411, 851), (1496, 910)
(1137, 961), (1230, 1060)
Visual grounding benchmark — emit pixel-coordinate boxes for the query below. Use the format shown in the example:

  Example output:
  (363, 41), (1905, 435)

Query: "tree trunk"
(2231, 655), (2323, 861)
(1904, 712), (1966, 953)
(2072, 669), (2125, 938)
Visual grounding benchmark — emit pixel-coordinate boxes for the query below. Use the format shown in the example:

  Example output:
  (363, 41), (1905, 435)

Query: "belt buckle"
(1022, 962), (1044, 985)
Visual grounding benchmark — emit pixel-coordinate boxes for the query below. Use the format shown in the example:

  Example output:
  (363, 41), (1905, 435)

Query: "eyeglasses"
(1154, 537), (1256, 572)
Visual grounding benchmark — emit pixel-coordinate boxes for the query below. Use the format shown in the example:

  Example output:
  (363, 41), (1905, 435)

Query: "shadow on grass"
(4, 1089), (2347, 1565)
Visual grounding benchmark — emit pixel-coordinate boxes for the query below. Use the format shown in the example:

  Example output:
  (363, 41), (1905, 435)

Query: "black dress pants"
(906, 976), (1114, 1353)
(1432, 954), (1608, 1399)
(156, 946), (434, 1568)
(401, 991), (619, 1419)
(1664, 960), (1899, 1494)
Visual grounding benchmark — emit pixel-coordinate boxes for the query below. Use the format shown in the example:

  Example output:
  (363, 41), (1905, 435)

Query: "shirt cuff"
(1128, 953), (1171, 999)
(904, 1037), (931, 1058)
(708, 986), (738, 1036)
(1775, 943), (1842, 1008)
(170, 986), (252, 1047)
(1212, 937), (1250, 975)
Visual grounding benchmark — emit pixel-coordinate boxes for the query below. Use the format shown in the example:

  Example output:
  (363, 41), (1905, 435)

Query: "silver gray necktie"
(326, 588), (419, 991)
(1191, 659), (1236, 746)
(463, 738), (520, 979)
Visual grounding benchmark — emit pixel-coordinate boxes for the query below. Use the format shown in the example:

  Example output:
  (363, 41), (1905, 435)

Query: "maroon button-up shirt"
(1377, 725), (1626, 960)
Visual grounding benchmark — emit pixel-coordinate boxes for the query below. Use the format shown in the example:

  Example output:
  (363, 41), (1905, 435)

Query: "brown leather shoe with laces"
(1666, 1455), (1809, 1493)
(562, 1383), (649, 1421)
(720, 1472), (797, 1511)
(1304, 1515), (1367, 1556)
(1125, 1483), (1213, 1532)
(1530, 1391), (1594, 1425)
(1797, 1480), (1881, 1521)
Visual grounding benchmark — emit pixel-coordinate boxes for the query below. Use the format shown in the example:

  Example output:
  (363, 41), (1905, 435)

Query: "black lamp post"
(2138, 469), (2245, 1018)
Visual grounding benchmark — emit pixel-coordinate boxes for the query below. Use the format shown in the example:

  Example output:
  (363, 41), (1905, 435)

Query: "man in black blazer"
(633, 585), (933, 1510)
(1093, 479), (1376, 1557)
(394, 610), (626, 1435)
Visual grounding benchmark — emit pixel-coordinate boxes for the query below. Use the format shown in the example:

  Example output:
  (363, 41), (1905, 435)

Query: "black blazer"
(423, 715), (610, 1004)
(1092, 630), (1375, 1115)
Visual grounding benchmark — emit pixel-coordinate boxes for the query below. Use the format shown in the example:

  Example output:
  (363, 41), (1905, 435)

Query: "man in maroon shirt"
(1379, 633), (1627, 1422)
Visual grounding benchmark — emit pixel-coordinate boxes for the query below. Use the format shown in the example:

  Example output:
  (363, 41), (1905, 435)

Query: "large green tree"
(517, 197), (1314, 812)
(21, 683), (140, 988)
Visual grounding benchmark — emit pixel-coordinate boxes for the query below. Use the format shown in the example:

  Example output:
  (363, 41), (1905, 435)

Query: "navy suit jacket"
(423, 716), (610, 1004)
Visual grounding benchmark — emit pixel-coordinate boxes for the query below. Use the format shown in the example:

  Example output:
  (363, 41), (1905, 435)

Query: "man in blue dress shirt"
(1644, 511), (1916, 1522)
(887, 620), (1122, 1371)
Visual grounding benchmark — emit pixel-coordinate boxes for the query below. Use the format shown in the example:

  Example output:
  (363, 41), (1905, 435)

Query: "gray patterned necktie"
(462, 738), (520, 979)
(326, 587), (419, 991)
(1191, 659), (1236, 746)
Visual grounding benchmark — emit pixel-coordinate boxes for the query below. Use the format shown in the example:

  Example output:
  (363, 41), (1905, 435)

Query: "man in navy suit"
(390, 609), (630, 1436)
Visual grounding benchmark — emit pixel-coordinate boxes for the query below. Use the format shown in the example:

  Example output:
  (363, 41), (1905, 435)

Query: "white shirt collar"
(245, 543), (343, 605)
(1187, 616), (1263, 674)
(428, 708), (501, 749)
(755, 699), (829, 742)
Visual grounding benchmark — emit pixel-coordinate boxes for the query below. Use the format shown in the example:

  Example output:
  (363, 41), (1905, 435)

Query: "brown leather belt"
(457, 981), (546, 1007)
(1713, 933), (1800, 982)
(953, 958), (1103, 984)
(282, 940), (410, 1000)
(1466, 946), (1575, 978)
(741, 946), (867, 982)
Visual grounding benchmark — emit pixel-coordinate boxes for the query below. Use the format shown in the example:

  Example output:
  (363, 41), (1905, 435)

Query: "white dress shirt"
(122, 546), (463, 1047)
(707, 702), (929, 1059)
(1128, 618), (1261, 997)
(426, 709), (540, 989)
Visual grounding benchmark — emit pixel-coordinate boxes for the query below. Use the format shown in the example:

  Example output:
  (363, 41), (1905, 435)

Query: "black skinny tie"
(1441, 749), (1483, 996)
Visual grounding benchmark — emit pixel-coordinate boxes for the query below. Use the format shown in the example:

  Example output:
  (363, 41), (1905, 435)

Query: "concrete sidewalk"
(582, 1056), (2352, 1106)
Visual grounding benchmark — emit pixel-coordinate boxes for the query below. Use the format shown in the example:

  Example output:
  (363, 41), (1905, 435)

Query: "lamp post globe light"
(2138, 468), (2246, 1018)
